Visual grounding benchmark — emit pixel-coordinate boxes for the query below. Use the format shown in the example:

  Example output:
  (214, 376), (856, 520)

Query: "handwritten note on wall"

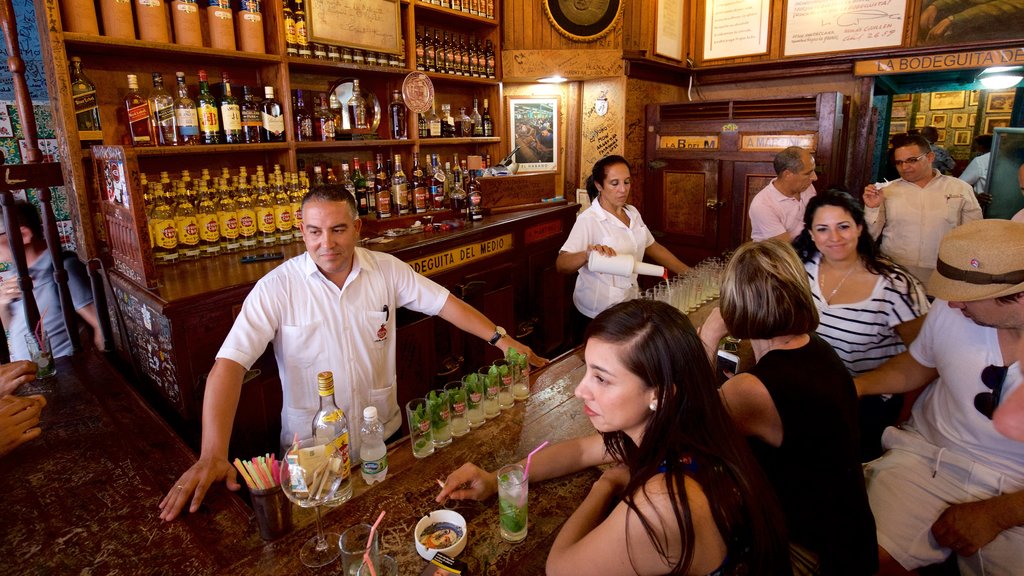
(0, 0), (48, 101)
(309, 0), (400, 53)
(703, 0), (770, 60)
(784, 0), (906, 56)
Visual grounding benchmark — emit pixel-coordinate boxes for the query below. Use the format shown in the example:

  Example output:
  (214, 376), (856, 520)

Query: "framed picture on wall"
(914, 113), (926, 126)
(969, 90), (980, 107)
(890, 121), (908, 134)
(936, 128), (947, 141)
(954, 130), (972, 146)
(508, 97), (559, 172)
(983, 116), (1012, 134)
(893, 94), (912, 103)
(985, 90), (1016, 113)
(891, 106), (908, 119)
(969, 113), (977, 127)
(930, 91), (966, 110)
(951, 113), (968, 128)
(930, 113), (948, 128)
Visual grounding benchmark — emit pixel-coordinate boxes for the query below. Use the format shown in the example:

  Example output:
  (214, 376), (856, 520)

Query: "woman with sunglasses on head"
(557, 156), (689, 343)
(437, 299), (791, 576)
(794, 190), (930, 461)
(699, 240), (878, 576)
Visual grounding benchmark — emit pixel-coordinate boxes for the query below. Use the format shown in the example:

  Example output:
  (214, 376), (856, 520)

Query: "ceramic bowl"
(414, 509), (467, 561)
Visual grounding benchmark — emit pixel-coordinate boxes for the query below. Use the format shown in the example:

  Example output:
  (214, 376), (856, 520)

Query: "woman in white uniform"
(557, 155), (688, 342)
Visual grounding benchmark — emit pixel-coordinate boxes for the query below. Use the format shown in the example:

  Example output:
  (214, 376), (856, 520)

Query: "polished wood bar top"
(149, 202), (575, 306)
(1, 346), (597, 575)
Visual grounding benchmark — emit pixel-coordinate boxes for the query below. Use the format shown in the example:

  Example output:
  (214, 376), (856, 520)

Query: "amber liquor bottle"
(124, 74), (154, 147)
(374, 153), (392, 219)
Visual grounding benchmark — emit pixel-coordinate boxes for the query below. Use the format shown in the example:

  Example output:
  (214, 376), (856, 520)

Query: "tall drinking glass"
(444, 381), (469, 437)
(480, 366), (501, 419)
(428, 388), (452, 448)
(492, 359), (514, 410)
(339, 523), (380, 576)
(281, 438), (346, 567)
(512, 351), (530, 401)
(406, 398), (434, 458)
(497, 463), (528, 543)
(462, 372), (486, 428)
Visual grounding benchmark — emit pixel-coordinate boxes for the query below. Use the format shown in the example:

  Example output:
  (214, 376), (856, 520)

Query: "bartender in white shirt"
(159, 187), (545, 521)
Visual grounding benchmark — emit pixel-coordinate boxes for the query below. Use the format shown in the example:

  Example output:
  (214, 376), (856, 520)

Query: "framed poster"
(508, 97), (558, 172)
(703, 0), (770, 60)
(893, 93), (912, 103)
(914, 114), (927, 127)
(655, 0), (684, 61)
(951, 113), (968, 128)
(954, 130), (972, 146)
(930, 113), (948, 128)
(970, 113), (977, 127)
(890, 121), (908, 134)
(543, 0), (623, 42)
(891, 106), (908, 119)
(783, 0), (905, 56)
(985, 91), (1016, 114)
(309, 0), (401, 54)
(983, 116), (1012, 134)
(969, 90), (980, 107)
(936, 128), (947, 141)
(930, 91), (966, 110)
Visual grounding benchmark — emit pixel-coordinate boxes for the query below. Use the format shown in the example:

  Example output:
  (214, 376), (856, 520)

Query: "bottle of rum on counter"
(69, 57), (102, 143)
(124, 74), (153, 147)
(311, 371), (353, 506)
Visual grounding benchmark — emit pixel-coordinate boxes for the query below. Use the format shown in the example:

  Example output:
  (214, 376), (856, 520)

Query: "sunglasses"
(974, 365), (1009, 419)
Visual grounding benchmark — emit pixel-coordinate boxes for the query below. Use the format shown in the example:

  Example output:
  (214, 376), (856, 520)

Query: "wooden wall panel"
(663, 171), (707, 235)
(624, 78), (687, 214)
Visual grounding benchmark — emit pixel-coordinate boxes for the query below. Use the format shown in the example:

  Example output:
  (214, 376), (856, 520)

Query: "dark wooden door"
(647, 158), (723, 263)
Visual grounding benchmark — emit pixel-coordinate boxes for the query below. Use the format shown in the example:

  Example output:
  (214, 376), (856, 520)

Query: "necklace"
(820, 260), (857, 303)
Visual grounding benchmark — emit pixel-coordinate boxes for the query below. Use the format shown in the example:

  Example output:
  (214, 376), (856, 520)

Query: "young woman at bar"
(437, 299), (790, 576)
(699, 240), (877, 575)
(557, 156), (688, 342)
(793, 190), (929, 461)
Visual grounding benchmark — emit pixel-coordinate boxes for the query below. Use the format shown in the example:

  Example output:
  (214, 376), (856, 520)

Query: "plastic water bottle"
(359, 406), (388, 484)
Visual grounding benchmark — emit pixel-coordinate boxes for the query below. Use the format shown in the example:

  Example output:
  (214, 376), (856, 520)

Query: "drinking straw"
(270, 454), (280, 485)
(233, 458), (257, 489)
(524, 440), (549, 479)
(251, 457), (273, 489)
(34, 303), (49, 349)
(363, 510), (386, 576)
(244, 459), (267, 490)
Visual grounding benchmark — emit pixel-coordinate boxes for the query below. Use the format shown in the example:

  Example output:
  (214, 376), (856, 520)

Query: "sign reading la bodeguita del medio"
(855, 47), (1024, 76)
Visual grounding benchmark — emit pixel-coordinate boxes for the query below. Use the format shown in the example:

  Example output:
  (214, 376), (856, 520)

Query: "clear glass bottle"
(311, 371), (353, 506)
(388, 89), (407, 140)
(294, 89), (313, 141)
(427, 103), (441, 138)
(347, 79), (367, 130)
(259, 86), (285, 142)
(148, 72), (177, 146)
(456, 106), (472, 137)
(124, 74), (153, 147)
(341, 162), (356, 202)
(219, 72), (243, 144)
(440, 103), (454, 138)
(69, 57), (102, 142)
(172, 72), (200, 145)
(314, 92), (336, 141)
(470, 98), (483, 137)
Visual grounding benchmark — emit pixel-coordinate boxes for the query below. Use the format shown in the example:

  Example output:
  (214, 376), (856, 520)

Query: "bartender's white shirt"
(560, 201), (653, 318)
(218, 248), (449, 456)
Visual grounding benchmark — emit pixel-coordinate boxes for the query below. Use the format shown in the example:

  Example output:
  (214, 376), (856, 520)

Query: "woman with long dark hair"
(437, 299), (790, 575)
(793, 189), (929, 460)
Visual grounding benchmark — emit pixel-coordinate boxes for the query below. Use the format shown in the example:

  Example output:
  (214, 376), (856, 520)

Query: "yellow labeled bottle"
(272, 173), (293, 243)
(135, 0), (170, 43)
(289, 172), (304, 239)
(254, 174), (278, 246)
(236, 175), (258, 249)
(196, 180), (221, 257)
(171, 0), (203, 47)
(217, 178), (241, 253)
(100, 0), (136, 39)
(173, 182), (201, 260)
(311, 371), (353, 506)
(150, 182), (179, 265)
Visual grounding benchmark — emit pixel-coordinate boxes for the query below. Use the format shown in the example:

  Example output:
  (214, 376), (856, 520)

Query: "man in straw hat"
(856, 219), (1024, 575)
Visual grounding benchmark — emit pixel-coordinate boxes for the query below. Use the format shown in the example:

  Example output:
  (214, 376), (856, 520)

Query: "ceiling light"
(979, 67), (1023, 90)
(537, 75), (567, 83)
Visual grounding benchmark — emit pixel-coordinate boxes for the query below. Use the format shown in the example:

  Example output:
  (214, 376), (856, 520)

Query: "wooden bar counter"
(1, 345), (599, 575)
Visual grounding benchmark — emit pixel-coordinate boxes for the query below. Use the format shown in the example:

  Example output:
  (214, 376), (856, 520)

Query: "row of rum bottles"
(359, 152), (483, 221)
(419, 0), (495, 19)
(146, 165), (305, 265)
(415, 27), (496, 79)
(417, 98), (493, 139)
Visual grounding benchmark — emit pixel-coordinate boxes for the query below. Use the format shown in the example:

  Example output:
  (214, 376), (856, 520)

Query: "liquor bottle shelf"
(129, 142), (290, 157)
(294, 139), (411, 150)
(63, 33), (283, 65)
(422, 71), (499, 85)
(286, 57), (409, 76)
(418, 137), (500, 145)
(414, 2), (499, 26)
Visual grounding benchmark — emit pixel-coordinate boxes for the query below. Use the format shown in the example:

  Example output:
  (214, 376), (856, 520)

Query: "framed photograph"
(987, 128), (1024, 216)
(969, 113), (977, 127)
(703, 0), (770, 60)
(893, 94), (912, 103)
(954, 130), (972, 146)
(935, 128), (947, 141)
(308, 0), (401, 54)
(930, 91), (966, 110)
(914, 113), (926, 126)
(985, 90), (1016, 114)
(508, 97), (558, 172)
(983, 116), (1012, 134)
(655, 0), (684, 61)
(969, 90), (980, 107)
(891, 106), (908, 119)
(951, 113), (968, 128)
(889, 121), (908, 134)
(930, 113), (948, 128)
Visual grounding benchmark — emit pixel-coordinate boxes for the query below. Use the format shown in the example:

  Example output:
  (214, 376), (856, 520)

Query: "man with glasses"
(748, 146), (818, 242)
(856, 219), (1024, 575)
(863, 133), (982, 288)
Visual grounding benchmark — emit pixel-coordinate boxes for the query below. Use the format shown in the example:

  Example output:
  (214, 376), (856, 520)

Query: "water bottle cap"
(363, 406), (378, 420)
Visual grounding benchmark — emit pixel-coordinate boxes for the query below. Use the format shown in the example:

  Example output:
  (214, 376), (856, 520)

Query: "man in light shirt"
(159, 187), (545, 521)
(958, 134), (992, 210)
(862, 133), (982, 287)
(748, 146), (818, 242)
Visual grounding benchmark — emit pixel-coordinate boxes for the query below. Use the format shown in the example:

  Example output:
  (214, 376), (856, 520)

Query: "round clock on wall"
(543, 0), (623, 42)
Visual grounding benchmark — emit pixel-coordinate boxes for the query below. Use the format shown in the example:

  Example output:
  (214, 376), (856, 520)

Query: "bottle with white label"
(311, 371), (353, 506)
(359, 406), (388, 485)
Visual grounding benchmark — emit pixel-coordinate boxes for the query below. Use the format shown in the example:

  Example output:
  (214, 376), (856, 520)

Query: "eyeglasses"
(974, 364), (1009, 419)
(892, 153), (929, 167)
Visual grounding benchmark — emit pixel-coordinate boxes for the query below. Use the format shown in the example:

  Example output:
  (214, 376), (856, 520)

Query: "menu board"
(784, 0), (906, 56)
(703, 0), (770, 61)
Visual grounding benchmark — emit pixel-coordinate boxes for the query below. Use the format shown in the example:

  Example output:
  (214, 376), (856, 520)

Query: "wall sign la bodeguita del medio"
(855, 47), (1024, 76)
(406, 234), (514, 277)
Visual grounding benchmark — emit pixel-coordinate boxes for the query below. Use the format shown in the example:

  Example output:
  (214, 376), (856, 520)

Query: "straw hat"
(930, 219), (1024, 302)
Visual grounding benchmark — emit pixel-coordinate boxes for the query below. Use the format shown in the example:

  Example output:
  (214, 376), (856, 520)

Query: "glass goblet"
(281, 438), (347, 567)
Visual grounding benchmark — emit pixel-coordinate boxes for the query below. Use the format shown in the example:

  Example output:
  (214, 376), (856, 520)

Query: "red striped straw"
(363, 510), (385, 576)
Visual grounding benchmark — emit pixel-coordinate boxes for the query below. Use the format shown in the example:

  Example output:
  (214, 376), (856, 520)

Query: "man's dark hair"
(891, 133), (931, 154)
(301, 185), (359, 219)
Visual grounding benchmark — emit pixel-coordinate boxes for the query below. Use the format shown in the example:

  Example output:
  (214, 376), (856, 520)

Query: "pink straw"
(524, 440), (549, 479)
(363, 510), (385, 576)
